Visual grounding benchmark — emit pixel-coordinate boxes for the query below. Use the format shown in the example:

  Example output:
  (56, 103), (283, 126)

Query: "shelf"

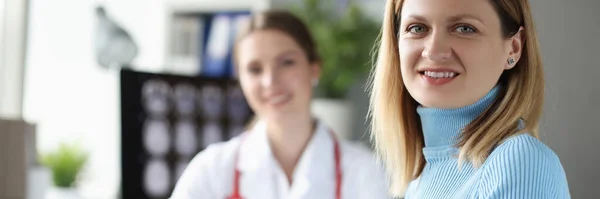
(164, 0), (271, 14)
(162, 0), (272, 76)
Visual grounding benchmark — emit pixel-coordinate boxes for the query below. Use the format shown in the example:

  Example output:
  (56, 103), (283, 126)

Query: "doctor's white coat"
(170, 120), (392, 199)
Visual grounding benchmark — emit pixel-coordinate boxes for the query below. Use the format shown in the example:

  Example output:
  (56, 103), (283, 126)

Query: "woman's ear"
(505, 26), (524, 70)
(311, 62), (321, 86)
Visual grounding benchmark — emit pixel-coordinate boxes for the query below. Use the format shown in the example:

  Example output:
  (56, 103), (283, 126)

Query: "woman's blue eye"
(455, 25), (476, 33)
(408, 25), (428, 34)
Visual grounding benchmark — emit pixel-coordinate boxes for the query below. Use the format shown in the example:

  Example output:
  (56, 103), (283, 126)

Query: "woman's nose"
(261, 69), (279, 88)
(421, 31), (452, 62)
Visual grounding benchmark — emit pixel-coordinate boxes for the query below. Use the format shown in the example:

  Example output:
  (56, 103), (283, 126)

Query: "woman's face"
(398, 0), (523, 109)
(236, 29), (319, 122)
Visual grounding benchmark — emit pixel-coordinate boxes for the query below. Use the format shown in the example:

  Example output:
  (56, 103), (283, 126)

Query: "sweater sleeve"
(477, 134), (571, 199)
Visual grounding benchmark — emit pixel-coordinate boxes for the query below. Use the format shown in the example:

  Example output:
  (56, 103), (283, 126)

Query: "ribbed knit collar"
(417, 85), (501, 150)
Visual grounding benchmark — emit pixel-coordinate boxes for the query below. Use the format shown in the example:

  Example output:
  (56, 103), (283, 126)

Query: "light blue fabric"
(404, 85), (571, 199)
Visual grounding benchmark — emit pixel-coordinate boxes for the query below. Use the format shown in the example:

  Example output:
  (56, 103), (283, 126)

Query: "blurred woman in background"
(368, 0), (570, 198)
(171, 10), (391, 199)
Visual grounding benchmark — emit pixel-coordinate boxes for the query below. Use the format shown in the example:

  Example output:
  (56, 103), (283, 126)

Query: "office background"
(0, 0), (598, 198)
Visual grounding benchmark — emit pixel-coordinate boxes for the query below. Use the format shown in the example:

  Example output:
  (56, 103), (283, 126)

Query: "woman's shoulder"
(483, 133), (567, 175)
(171, 134), (246, 198)
(186, 133), (246, 170)
(338, 140), (392, 198)
(338, 139), (385, 174)
(486, 133), (562, 166)
(477, 133), (570, 198)
(339, 139), (378, 163)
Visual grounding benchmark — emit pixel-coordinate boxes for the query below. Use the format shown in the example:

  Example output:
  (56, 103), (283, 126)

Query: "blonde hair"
(367, 0), (544, 196)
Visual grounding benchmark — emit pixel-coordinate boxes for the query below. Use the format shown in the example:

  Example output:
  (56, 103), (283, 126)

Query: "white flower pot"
(46, 187), (79, 199)
(28, 166), (51, 199)
(311, 98), (354, 140)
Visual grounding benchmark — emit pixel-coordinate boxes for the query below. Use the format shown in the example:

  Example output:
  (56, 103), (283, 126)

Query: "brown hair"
(233, 10), (320, 66)
(368, 0), (544, 196)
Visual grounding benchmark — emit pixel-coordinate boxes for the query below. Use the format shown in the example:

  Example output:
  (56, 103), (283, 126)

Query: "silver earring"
(507, 57), (515, 65)
(312, 79), (319, 87)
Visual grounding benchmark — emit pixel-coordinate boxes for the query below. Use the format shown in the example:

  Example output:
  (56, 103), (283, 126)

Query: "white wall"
(0, 0), (28, 119)
(23, 0), (133, 197)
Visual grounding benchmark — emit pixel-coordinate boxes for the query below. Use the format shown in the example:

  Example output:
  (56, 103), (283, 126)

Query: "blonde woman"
(369, 0), (570, 198)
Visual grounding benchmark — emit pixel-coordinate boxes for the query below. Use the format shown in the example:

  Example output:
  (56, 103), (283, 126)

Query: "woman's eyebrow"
(403, 13), (484, 24)
(447, 14), (484, 24)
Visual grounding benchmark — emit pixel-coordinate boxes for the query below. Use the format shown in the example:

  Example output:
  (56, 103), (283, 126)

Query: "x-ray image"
(199, 85), (223, 119)
(121, 69), (254, 199)
(227, 86), (250, 123)
(174, 120), (198, 157)
(228, 123), (245, 139)
(175, 159), (189, 182)
(142, 79), (171, 116)
(143, 158), (171, 197)
(174, 83), (196, 116)
(202, 121), (223, 148)
(143, 119), (171, 157)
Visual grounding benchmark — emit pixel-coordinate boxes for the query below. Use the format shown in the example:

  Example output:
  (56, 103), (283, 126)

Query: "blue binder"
(200, 12), (250, 78)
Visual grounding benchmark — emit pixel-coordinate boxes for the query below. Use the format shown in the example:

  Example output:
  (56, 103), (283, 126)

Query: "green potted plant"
(290, 0), (381, 139)
(40, 141), (88, 199)
(291, 0), (381, 99)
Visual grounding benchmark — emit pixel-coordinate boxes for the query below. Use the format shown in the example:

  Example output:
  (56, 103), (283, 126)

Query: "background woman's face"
(236, 29), (319, 122)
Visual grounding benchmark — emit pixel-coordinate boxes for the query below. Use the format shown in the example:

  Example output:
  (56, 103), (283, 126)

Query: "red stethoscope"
(226, 130), (343, 199)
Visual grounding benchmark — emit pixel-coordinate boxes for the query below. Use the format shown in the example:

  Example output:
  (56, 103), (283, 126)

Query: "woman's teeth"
(270, 94), (289, 104)
(424, 71), (457, 78)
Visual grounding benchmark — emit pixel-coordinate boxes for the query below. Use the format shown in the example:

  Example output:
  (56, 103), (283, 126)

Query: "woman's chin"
(416, 97), (461, 109)
(264, 109), (293, 121)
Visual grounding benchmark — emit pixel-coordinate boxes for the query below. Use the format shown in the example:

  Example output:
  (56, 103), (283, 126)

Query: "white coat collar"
(237, 119), (337, 198)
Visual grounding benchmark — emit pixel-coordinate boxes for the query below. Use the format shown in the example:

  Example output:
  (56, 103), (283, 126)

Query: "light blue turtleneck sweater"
(404, 86), (571, 199)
